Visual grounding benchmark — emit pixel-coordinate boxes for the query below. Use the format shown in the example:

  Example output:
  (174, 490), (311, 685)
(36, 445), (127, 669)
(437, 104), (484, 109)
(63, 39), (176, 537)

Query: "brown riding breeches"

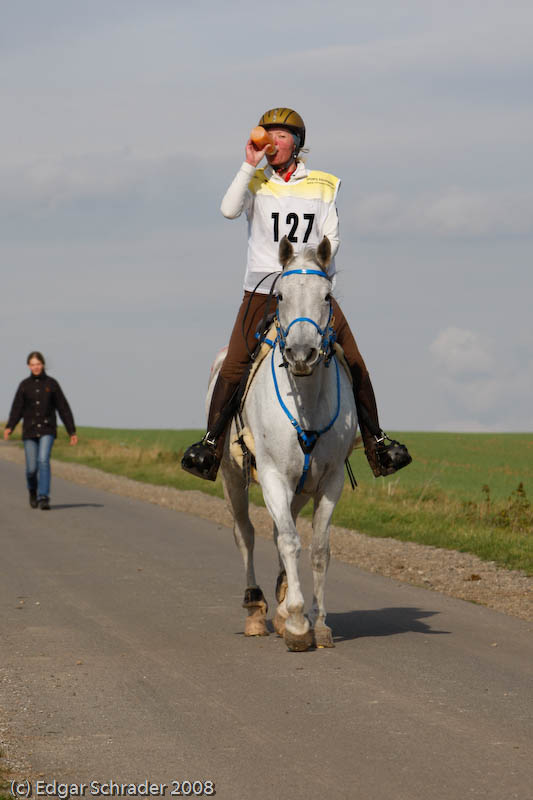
(215, 289), (382, 473)
(219, 291), (371, 387)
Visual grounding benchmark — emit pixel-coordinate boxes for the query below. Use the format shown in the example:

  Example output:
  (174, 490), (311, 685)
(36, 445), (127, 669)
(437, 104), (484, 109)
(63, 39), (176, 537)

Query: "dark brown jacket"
(6, 372), (76, 439)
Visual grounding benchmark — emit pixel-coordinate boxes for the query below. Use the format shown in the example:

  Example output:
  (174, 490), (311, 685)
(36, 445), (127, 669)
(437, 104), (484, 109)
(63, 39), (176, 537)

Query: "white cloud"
(350, 189), (533, 237)
(428, 327), (533, 430)
(1, 1), (532, 431)
(237, 5), (533, 105)
(0, 151), (230, 243)
(430, 327), (493, 376)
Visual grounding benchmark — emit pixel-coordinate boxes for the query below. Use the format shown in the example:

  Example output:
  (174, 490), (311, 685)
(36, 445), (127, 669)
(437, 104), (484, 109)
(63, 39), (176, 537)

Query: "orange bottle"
(250, 126), (277, 155)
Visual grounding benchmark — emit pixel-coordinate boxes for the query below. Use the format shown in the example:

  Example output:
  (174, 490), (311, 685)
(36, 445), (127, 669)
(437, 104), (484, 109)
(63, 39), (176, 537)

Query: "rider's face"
(266, 128), (296, 167)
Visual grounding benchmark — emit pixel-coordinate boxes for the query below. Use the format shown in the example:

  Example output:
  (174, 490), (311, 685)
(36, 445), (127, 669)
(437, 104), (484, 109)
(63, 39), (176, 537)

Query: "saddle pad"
(229, 425), (259, 483)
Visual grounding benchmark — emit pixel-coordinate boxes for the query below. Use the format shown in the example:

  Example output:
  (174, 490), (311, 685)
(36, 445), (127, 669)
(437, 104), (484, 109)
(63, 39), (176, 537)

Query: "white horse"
(208, 236), (357, 652)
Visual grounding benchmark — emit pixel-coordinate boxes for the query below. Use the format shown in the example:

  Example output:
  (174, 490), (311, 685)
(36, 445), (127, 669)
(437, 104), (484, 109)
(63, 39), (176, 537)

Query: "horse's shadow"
(327, 607), (449, 641)
(50, 503), (104, 510)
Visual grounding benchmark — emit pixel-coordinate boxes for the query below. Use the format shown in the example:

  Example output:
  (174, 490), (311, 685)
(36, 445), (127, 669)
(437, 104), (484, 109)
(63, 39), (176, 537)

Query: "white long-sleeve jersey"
(221, 160), (340, 293)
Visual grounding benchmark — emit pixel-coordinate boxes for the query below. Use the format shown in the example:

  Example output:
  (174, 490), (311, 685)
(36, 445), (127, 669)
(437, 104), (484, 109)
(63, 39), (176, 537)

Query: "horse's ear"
(316, 236), (332, 273)
(279, 236), (294, 268)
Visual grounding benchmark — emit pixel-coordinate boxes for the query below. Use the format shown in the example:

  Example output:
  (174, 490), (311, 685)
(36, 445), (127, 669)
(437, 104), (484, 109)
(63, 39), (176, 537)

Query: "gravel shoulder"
(1, 442), (531, 622)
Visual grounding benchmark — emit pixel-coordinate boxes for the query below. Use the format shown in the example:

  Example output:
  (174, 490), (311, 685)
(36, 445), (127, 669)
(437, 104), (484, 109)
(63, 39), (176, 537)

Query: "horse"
(208, 236), (357, 652)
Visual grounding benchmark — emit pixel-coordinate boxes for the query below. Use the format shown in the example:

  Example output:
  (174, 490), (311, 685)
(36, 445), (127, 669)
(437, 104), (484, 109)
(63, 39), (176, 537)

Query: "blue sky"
(1, 0), (532, 431)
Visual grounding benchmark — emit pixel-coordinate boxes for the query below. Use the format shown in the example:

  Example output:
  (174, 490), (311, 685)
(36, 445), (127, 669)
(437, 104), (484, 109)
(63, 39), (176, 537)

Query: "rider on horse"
(182, 107), (409, 481)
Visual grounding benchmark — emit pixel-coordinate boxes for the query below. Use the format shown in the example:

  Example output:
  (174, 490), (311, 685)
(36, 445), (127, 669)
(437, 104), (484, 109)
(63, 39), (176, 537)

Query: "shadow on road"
(50, 503), (105, 510)
(328, 607), (450, 641)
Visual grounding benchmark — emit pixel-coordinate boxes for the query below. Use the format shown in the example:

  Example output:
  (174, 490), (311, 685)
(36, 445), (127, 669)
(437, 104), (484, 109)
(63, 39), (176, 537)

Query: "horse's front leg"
(309, 476), (345, 648)
(221, 464), (268, 637)
(272, 493), (309, 639)
(261, 473), (313, 652)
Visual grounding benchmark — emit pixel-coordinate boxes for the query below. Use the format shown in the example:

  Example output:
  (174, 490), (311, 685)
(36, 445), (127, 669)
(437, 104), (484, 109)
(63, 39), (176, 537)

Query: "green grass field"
(6, 426), (533, 575)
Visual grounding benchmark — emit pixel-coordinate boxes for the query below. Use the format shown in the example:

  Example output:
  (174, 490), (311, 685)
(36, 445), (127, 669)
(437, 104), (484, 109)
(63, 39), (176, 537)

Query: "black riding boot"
(351, 368), (384, 477)
(181, 375), (240, 481)
(351, 368), (412, 477)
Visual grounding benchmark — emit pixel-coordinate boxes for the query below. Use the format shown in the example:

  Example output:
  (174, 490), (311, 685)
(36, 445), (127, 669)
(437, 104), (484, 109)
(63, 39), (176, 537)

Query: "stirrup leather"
(181, 435), (220, 481)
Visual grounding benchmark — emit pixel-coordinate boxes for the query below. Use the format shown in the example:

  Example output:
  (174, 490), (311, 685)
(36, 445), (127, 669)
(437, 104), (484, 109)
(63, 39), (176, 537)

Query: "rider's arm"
(220, 162), (256, 219)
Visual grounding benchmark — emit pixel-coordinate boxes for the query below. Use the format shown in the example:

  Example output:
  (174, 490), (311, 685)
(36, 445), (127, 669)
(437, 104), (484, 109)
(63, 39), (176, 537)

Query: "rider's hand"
(70, 434), (78, 446)
(245, 139), (268, 167)
(3, 428), (11, 440)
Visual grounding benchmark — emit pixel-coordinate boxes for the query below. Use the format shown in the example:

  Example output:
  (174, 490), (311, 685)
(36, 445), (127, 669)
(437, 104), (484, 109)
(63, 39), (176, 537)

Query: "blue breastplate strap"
(271, 340), (341, 494)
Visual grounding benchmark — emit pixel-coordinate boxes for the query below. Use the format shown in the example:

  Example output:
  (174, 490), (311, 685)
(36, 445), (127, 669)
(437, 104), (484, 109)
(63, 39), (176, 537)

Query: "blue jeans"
(24, 435), (55, 499)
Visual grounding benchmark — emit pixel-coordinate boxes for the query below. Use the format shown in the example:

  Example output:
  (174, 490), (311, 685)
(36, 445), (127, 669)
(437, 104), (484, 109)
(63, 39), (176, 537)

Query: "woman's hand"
(3, 428), (11, 440)
(245, 138), (268, 167)
(70, 434), (78, 446)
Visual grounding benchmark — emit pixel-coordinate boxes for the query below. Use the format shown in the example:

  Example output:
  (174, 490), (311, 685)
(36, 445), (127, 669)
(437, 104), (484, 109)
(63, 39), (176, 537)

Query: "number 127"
(272, 212), (315, 243)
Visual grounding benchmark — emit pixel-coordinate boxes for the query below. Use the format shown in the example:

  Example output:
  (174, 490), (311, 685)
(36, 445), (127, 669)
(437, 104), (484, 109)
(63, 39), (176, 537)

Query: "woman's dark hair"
(27, 351), (46, 366)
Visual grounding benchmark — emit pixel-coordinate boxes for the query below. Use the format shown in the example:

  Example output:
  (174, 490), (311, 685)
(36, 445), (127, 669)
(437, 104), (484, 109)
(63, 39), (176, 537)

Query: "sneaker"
(38, 497), (51, 510)
(29, 491), (38, 509)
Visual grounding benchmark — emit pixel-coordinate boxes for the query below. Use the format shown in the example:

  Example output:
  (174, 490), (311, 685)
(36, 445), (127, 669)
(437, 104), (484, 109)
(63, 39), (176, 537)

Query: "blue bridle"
(268, 268), (341, 494)
(274, 269), (337, 366)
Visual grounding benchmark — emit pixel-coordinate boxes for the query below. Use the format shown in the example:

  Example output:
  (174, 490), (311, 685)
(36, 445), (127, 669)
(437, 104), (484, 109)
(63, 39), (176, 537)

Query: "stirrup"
(181, 435), (220, 481)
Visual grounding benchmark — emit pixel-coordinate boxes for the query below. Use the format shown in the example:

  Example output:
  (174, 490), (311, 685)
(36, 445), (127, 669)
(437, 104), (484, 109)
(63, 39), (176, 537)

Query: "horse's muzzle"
(285, 346), (319, 376)
(289, 363), (314, 377)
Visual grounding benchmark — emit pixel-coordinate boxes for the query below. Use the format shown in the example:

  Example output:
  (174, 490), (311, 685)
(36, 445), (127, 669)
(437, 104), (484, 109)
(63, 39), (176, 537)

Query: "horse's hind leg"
(221, 466), (268, 637)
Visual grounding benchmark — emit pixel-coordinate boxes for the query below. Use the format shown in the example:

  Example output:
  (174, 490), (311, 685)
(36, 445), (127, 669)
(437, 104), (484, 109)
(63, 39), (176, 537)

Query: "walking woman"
(3, 352), (78, 509)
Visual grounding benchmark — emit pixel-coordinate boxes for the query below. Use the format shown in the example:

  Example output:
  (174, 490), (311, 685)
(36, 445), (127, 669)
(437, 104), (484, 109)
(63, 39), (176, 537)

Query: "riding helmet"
(258, 108), (306, 149)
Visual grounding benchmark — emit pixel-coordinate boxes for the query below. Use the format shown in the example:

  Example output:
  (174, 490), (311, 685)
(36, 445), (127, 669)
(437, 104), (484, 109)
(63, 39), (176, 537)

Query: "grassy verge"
(5, 426), (533, 575)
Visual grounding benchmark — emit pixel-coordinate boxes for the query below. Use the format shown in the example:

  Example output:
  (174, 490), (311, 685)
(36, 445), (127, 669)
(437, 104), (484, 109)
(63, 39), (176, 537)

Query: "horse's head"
(276, 236), (334, 376)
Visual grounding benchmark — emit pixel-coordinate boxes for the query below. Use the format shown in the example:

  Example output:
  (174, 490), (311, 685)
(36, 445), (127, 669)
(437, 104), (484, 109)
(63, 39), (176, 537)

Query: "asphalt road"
(1, 458), (532, 800)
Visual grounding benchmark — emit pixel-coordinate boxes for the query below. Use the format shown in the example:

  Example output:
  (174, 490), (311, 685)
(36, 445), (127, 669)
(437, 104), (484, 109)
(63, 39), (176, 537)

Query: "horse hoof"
(314, 625), (335, 648)
(242, 587), (269, 636)
(273, 610), (287, 637)
(284, 628), (315, 652)
(245, 617), (269, 637)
